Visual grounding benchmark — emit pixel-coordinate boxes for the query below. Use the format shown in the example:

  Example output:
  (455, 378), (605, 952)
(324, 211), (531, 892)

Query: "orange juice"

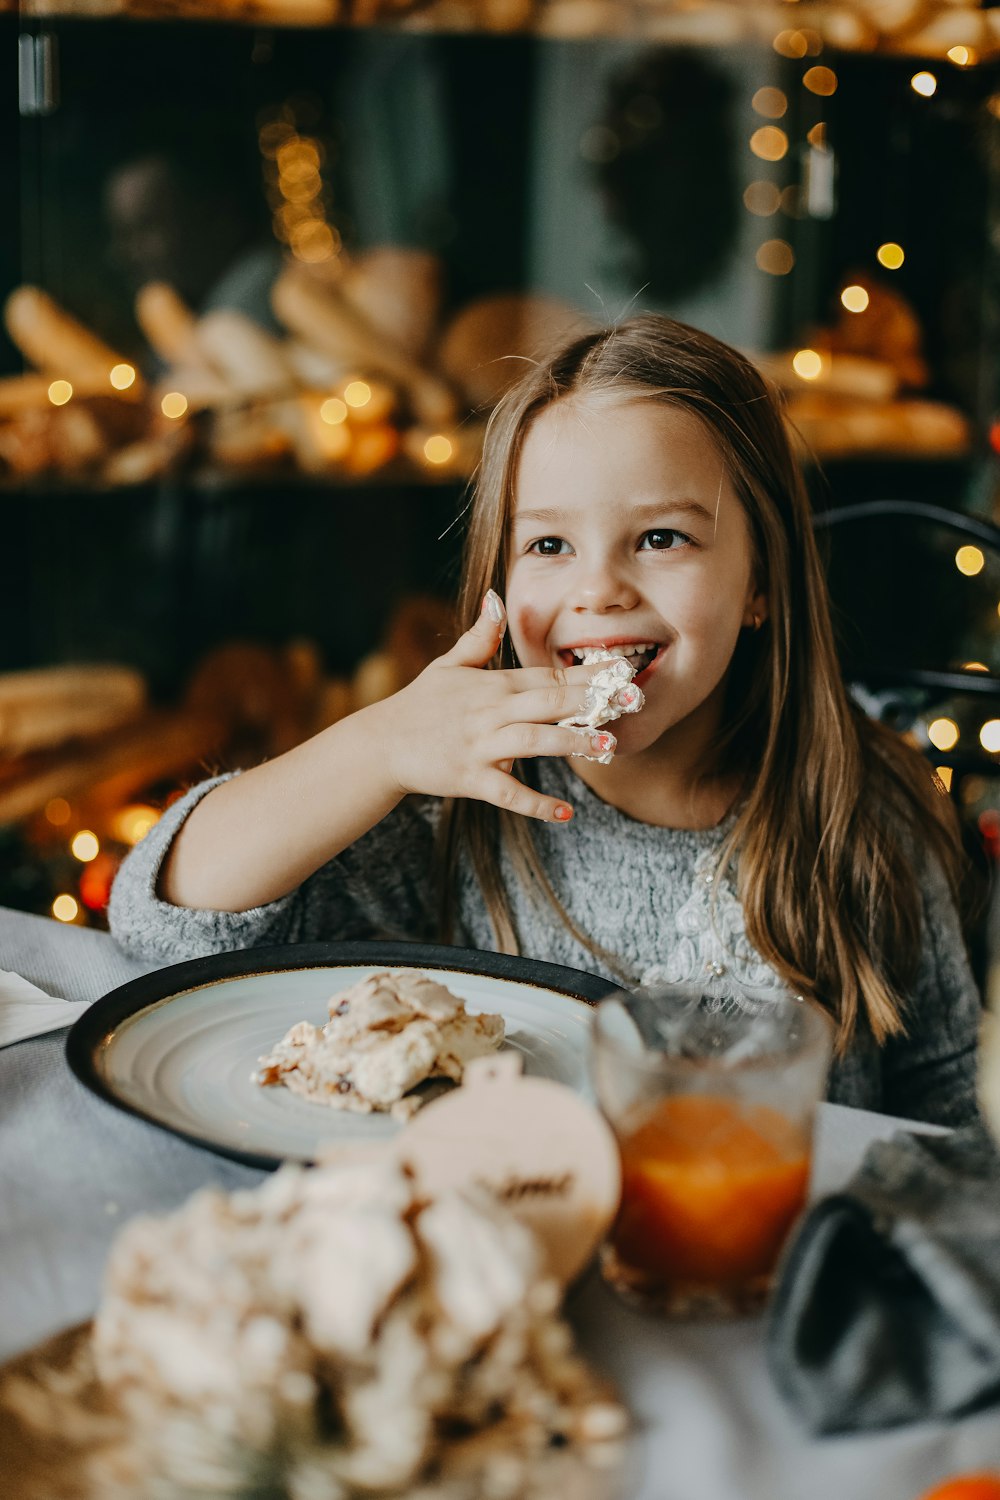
(610, 1093), (810, 1302)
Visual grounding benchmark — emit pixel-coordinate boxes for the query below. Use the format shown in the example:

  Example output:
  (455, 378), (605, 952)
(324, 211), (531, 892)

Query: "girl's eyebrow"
(514, 499), (716, 526)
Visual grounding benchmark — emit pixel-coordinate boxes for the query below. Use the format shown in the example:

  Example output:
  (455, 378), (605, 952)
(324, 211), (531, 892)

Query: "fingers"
(480, 768), (575, 824)
(497, 725), (617, 763)
(507, 663), (597, 692)
(510, 684), (599, 725)
(443, 590), (507, 669)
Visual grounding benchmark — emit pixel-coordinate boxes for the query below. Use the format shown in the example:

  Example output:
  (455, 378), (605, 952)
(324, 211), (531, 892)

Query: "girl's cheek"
(507, 599), (549, 662)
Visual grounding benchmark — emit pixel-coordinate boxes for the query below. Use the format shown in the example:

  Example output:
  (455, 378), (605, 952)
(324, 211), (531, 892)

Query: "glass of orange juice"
(591, 984), (834, 1319)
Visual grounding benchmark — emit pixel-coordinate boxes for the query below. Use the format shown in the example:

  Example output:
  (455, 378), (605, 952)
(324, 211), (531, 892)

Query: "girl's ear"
(742, 587), (769, 632)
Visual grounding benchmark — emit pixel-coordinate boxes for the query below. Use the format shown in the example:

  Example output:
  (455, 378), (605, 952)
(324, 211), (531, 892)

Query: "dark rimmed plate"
(66, 941), (622, 1170)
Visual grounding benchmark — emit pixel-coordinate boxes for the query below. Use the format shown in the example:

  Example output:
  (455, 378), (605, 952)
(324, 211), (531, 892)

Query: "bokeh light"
(750, 127), (788, 162)
(423, 435), (454, 465)
(803, 67), (838, 97)
(756, 240), (795, 276)
(112, 804), (160, 846)
(161, 392), (188, 419)
(344, 381), (372, 409)
(44, 797), (71, 827)
(877, 242), (905, 270)
(773, 29), (808, 58)
(956, 545), (985, 576)
(71, 830), (100, 863)
(927, 718), (959, 751)
(841, 284), (870, 313)
(792, 349), (824, 380)
(743, 181), (782, 217)
(320, 397), (348, 425)
(752, 87), (787, 119)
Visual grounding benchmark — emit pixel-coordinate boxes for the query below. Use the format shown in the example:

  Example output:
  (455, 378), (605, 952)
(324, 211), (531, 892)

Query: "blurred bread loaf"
(4, 287), (143, 398)
(272, 261), (458, 427)
(0, 665), (147, 758)
(438, 292), (594, 409)
(134, 282), (202, 368)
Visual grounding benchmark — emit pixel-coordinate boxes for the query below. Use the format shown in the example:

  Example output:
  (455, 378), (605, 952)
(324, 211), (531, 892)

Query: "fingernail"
(484, 589), (505, 624)
(591, 731), (616, 756)
(553, 803), (573, 822)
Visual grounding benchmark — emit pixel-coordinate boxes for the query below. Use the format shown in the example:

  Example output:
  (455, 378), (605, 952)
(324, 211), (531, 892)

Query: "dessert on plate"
(255, 969), (505, 1117)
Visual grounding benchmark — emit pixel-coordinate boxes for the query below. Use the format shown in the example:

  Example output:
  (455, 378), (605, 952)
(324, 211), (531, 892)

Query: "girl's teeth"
(570, 643), (656, 663)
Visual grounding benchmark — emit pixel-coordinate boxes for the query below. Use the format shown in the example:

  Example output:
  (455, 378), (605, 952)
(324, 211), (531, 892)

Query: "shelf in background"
(13, 0), (1000, 59)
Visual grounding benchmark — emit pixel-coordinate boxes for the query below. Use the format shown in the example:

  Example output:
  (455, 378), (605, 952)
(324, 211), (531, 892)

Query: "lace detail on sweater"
(637, 848), (786, 1009)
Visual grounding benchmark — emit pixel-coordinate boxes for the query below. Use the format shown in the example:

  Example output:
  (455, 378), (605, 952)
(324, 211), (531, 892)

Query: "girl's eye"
(529, 536), (571, 556)
(638, 529), (691, 552)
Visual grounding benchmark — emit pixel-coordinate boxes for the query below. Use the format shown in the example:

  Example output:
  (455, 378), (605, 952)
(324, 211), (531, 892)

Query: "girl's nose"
(570, 557), (641, 613)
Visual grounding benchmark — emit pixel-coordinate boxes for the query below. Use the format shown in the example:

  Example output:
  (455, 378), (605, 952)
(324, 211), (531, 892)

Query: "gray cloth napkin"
(766, 1121), (1000, 1435)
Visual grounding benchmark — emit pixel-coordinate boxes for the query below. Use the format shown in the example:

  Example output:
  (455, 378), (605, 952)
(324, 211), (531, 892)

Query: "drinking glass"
(590, 982), (834, 1318)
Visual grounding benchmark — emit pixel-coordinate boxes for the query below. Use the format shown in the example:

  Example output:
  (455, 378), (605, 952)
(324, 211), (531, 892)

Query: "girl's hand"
(372, 591), (610, 822)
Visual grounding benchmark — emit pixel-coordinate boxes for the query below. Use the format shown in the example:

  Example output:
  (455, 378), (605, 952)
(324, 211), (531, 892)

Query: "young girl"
(108, 314), (981, 1128)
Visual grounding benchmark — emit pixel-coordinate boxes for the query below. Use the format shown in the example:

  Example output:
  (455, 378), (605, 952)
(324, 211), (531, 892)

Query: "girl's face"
(505, 393), (767, 773)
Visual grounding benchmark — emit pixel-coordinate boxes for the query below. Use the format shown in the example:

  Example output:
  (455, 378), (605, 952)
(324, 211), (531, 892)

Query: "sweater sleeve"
(879, 850), (983, 1128)
(107, 773), (439, 965)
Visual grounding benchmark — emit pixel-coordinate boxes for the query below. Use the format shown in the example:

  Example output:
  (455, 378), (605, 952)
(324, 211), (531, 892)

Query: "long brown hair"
(438, 314), (966, 1052)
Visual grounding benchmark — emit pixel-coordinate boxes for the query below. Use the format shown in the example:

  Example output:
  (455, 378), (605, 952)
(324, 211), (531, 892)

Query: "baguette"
(283, 339), (349, 389)
(340, 246), (442, 361)
(209, 403), (294, 468)
(4, 287), (143, 396)
(135, 282), (203, 367)
(0, 666), (147, 758)
(273, 264), (458, 427)
(0, 374), (60, 416)
(0, 664), (146, 710)
(194, 310), (299, 400)
(0, 708), (229, 827)
(153, 363), (238, 413)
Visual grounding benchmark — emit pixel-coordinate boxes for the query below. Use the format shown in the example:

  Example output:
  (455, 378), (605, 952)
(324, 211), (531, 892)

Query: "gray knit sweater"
(108, 759), (982, 1129)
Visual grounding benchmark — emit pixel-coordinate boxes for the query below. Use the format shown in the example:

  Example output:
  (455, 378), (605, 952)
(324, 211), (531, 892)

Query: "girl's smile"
(505, 392), (768, 813)
(555, 640), (663, 681)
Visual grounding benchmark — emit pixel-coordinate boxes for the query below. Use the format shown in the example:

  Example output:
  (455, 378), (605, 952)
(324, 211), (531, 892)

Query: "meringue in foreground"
(89, 1158), (628, 1497)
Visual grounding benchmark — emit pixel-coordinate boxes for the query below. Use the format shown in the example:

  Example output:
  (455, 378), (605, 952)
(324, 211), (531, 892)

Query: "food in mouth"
(255, 969), (505, 1117)
(557, 647), (646, 762)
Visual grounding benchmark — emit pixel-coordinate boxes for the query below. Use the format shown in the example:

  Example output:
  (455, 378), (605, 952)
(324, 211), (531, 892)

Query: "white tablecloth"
(1, 904), (998, 1500)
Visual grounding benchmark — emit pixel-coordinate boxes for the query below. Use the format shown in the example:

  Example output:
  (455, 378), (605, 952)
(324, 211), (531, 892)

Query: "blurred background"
(3, 0), (1000, 972)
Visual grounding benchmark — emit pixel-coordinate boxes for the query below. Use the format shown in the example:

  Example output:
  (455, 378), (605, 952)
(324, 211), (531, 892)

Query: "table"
(2, 903), (999, 1500)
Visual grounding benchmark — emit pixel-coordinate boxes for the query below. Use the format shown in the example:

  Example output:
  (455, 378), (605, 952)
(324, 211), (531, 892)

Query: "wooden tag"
(394, 1053), (621, 1286)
